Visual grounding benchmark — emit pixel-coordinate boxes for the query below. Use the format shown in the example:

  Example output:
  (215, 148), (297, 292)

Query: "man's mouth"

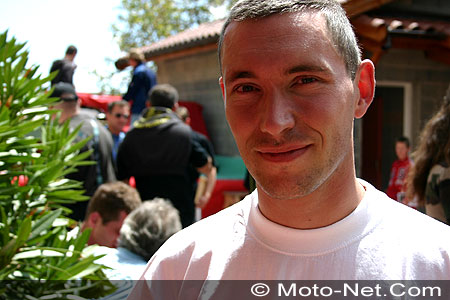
(257, 145), (311, 163)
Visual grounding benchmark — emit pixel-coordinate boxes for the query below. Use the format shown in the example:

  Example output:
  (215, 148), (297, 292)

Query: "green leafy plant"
(0, 31), (115, 299)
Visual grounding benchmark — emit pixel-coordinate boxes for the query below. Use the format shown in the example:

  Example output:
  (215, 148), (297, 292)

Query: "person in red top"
(386, 136), (412, 201)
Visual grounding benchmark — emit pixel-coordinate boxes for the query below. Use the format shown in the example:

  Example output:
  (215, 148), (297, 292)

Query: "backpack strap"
(89, 119), (104, 186)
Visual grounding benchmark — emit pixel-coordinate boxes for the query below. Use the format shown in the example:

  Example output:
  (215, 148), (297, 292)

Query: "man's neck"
(109, 127), (121, 136)
(59, 109), (78, 124)
(64, 54), (74, 62)
(257, 156), (365, 229)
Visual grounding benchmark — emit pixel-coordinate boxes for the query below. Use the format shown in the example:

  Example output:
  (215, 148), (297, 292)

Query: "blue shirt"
(111, 131), (126, 162)
(123, 63), (157, 114)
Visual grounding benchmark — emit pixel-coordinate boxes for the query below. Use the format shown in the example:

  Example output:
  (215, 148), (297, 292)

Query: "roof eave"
(144, 35), (219, 60)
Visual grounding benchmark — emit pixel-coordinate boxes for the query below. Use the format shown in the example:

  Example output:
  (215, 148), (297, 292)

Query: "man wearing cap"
(123, 48), (157, 125)
(51, 82), (116, 220)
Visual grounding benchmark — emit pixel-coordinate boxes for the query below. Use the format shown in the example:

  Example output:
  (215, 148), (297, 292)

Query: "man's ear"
(86, 211), (101, 227)
(354, 59), (375, 119)
(219, 77), (225, 101)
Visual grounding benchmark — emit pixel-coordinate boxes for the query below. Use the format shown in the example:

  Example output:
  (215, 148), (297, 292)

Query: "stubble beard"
(248, 133), (351, 201)
(251, 155), (336, 201)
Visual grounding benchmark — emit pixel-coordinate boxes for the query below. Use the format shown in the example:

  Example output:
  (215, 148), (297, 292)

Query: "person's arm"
(192, 132), (217, 208)
(425, 172), (450, 223)
(196, 155), (212, 175)
(196, 162), (217, 209)
(123, 70), (140, 101)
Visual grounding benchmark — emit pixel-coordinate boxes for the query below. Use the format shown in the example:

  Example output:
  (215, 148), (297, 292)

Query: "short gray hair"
(118, 198), (182, 261)
(218, 0), (361, 79)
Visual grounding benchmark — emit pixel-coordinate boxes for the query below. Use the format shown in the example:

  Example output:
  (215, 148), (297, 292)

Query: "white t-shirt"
(128, 180), (450, 298)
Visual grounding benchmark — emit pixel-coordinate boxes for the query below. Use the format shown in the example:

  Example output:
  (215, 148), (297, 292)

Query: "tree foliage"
(112, 0), (237, 51)
(0, 31), (114, 299)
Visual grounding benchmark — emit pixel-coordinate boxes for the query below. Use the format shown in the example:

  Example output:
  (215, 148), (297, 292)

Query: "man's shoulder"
(50, 59), (64, 70)
(135, 64), (154, 74)
(72, 112), (104, 131)
(429, 163), (450, 179)
(51, 58), (73, 70)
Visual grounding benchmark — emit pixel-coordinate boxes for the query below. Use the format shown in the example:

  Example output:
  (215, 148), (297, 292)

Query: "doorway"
(361, 86), (406, 190)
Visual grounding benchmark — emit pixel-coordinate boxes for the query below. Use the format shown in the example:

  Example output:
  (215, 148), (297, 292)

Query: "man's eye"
(300, 77), (317, 84)
(236, 85), (256, 92)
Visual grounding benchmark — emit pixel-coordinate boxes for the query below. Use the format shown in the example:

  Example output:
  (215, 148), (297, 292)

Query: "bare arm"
(196, 166), (217, 209)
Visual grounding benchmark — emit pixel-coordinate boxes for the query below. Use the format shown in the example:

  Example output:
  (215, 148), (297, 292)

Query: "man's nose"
(259, 90), (295, 136)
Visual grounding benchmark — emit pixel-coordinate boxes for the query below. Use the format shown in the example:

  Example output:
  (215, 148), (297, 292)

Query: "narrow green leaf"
(73, 228), (91, 253)
(63, 137), (91, 156)
(46, 190), (88, 200)
(54, 255), (99, 280)
(0, 206), (9, 246)
(69, 263), (103, 280)
(28, 209), (62, 241)
(15, 216), (32, 248)
(0, 239), (16, 269)
(26, 226), (62, 246)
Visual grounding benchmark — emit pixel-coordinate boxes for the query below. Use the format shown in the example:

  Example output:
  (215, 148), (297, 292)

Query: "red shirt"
(386, 158), (412, 200)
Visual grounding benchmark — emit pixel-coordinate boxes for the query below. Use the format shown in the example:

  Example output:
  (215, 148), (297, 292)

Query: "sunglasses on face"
(114, 113), (130, 119)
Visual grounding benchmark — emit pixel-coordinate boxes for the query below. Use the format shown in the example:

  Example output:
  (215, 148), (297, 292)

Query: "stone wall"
(154, 49), (239, 156)
(375, 49), (450, 147)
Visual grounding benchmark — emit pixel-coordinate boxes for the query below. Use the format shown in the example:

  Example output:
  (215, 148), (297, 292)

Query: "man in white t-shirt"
(128, 0), (450, 298)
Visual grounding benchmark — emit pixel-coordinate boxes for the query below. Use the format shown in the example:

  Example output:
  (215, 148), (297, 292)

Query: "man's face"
(107, 105), (130, 135)
(89, 210), (128, 248)
(220, 12), (362, 200)
(53, 92), (77, 109)
(128, 58), (138, 67)
(395, 142), (409, 161)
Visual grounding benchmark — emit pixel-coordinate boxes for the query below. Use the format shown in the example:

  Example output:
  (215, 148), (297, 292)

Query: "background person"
(129, 1), (450, 297)
(105, 100), (130, 163)
(386, 136), (412, 202)
(117, 84), (213, 228)
(49, 45), (77, 87)
(123, 48), (157, 125)
(407, 85), (450, 224)
(95, 197), (182, 271)
(94, 198), (181, 299)
(50, 82), (116, 220)
(176, 106), (217, 210)
(82, 181), (142, 247)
